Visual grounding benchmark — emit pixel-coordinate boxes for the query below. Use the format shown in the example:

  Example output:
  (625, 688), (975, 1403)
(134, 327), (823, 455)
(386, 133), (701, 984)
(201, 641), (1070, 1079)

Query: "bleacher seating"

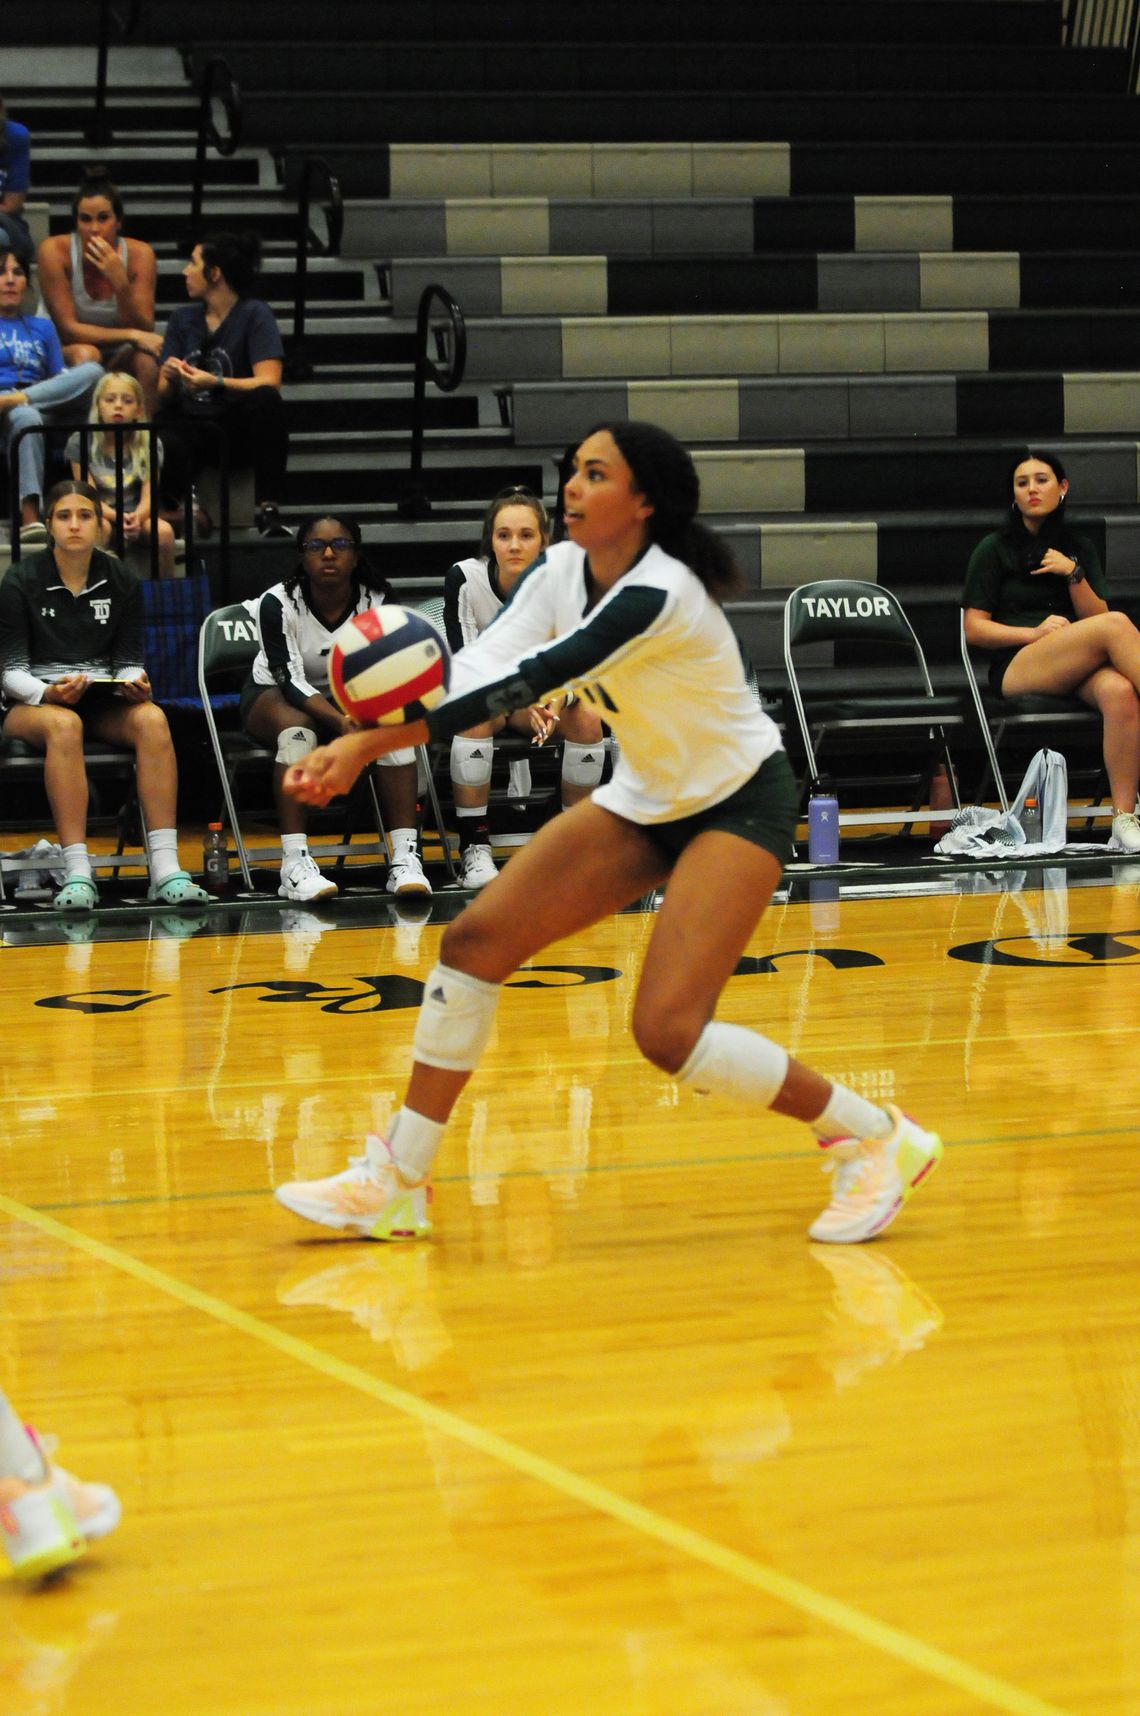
(5, 0), (1139, 862)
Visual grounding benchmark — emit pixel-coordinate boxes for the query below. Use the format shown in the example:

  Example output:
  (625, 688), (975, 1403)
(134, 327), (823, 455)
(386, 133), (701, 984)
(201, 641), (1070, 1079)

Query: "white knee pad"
(413, 961), (501, 1071)
(276, 726), (317, 766)
(451, 735), (494, 788)
(561, 739), (605, 789)
(676, 1021), (789, 1108)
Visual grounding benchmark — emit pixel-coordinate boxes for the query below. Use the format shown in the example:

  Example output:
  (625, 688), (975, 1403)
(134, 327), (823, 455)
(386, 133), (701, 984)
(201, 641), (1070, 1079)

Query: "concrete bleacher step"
(30, 148), (265, 190)
(354, 194), (1140, 262)
(189, 39), (1124, 96)
(246, 91), (1140, 149)
(21, 0), (1062, 45)
(298, 139), (1140, 202)
(456, 309), (1140, 385)
(273, 447), (546, 510)
(385, 250), (1140, 318)
(507, 372), (1140, 448)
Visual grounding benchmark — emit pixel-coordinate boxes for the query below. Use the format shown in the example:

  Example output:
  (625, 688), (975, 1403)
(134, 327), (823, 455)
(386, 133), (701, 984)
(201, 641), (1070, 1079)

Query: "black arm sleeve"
(442, 563), (467, 654)
(426, 584), (667, 743)
(258, 592), (311, 713)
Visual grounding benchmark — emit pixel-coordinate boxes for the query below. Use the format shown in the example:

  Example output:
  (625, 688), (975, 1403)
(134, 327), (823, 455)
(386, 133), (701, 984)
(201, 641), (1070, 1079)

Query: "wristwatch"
(1067, 562), (1085, 586)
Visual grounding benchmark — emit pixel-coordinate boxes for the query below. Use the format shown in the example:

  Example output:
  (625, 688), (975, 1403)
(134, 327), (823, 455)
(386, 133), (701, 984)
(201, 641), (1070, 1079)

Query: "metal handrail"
(189, 58), (242, 234)
(398, 286), (467, 521)
(284, 157), (344, 383)
(1063, 0), (1140, 88)
(7, 418), (232, 585)
(88, 0), (143, 148)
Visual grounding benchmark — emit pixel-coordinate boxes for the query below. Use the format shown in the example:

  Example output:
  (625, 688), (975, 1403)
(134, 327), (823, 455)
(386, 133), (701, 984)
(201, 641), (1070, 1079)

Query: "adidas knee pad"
(276, 726), (317, 766)
(561, 739), (605, 789)
(413, 961), (501, 1071)
(676, 1021), (789, 1108)
(451, 735), (494, 788)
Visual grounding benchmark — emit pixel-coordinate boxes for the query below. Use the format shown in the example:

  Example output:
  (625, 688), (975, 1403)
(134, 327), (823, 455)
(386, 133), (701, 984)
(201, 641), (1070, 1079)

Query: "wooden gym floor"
(1, 858), (1139, 1716)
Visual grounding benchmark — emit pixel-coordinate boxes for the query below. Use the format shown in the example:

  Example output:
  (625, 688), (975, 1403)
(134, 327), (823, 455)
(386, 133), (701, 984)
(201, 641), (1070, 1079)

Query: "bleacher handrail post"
(398, 285), (467, 521)
(285, 157), (344, 383)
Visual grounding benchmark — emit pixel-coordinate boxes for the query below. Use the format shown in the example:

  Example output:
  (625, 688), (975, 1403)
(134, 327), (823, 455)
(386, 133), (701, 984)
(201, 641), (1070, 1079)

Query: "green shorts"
(641, 750), (798, 870)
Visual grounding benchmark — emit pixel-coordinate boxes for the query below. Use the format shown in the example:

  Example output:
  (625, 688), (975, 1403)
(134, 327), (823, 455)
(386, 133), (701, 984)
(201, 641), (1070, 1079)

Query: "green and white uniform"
(429, 539), (783, 826)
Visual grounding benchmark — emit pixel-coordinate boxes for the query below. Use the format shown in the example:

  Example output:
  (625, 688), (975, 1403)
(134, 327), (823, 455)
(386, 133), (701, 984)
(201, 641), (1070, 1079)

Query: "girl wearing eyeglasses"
(242, 513), (430, 901)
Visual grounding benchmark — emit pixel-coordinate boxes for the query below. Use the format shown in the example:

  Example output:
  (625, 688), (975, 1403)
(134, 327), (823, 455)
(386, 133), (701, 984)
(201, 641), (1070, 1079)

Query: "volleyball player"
(445, 485), (606, 889)
(274, 422), (943, 1246)
(0, 1389), (120, 1579)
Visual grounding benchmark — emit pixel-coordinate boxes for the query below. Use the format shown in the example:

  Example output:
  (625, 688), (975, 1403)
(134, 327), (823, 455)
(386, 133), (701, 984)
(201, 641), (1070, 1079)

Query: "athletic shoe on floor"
(386, 852), (432, 896)
(1111, 811), (1140, 853)
(1, 1432), (120, 1580)
(279, 851), (338, 902)
(808, 1103), (942, 1244)
(275, 1134), (432, 1241)
(459, 843), (498, 889)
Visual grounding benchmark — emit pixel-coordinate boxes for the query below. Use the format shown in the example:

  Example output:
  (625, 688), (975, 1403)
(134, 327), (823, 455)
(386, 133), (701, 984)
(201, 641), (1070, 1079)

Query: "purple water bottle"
(808, 777), (839, 865)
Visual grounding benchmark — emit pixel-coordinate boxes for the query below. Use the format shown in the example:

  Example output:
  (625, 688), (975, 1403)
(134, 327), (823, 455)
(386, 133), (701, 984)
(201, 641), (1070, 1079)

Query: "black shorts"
(640, 750), (798, 870)
(988, 646), (1023, 696)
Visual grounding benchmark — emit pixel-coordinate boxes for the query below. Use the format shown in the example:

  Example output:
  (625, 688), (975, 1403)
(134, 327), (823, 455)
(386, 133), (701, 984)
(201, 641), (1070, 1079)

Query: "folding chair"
(958, 611), (1105, 817)
(783, 580), (968, 830)
(197, 604), (455, 889)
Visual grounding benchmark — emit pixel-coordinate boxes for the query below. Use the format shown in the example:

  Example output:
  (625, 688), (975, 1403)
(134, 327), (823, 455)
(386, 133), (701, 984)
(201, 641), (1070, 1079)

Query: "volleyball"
(329, 606), (450, 726)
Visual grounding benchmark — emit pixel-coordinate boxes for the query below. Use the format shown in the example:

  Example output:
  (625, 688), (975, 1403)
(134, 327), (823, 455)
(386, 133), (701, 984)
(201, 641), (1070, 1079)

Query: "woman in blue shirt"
(0, 247), (102, 543)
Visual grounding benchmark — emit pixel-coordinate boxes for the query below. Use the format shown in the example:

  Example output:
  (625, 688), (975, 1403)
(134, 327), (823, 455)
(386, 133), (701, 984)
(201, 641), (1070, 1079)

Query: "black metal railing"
(398, 286), (467, 521)
(88, 0), (143, 149)
(284, 157), (344, 383)
(8, 418), (233, 582)
(189, 58), (242, 235)
(1063, 0), (1140, 89)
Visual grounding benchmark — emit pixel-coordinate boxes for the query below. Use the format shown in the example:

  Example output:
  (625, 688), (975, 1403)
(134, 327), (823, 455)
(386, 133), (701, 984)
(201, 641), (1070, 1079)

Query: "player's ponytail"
(593, 420), (743, 601)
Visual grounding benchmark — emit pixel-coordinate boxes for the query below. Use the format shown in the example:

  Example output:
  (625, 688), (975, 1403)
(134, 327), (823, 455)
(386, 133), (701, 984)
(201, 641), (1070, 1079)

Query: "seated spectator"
(36, 171), (162, 415)
(963, 447), (1140, 853)
(67, 371), (177, 578)
(444, 486), (606, 888)
(243, 512), (432, 900)
(0, 247), (102, 543)
(155, 230), (290, 538)
(0, 96), (32, 269)
(0, 479), (210, 910)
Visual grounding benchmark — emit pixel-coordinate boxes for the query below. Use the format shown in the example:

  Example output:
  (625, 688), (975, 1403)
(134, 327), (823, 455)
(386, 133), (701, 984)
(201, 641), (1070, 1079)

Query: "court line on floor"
(0, 1189), (1073, 1716)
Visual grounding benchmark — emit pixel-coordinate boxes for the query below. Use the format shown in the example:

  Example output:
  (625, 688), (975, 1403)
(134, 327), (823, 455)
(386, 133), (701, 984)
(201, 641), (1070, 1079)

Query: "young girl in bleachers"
(67, 371), (177, 579)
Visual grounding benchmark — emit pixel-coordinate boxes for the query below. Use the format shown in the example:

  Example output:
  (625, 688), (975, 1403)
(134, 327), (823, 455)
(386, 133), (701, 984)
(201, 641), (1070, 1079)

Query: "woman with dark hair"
(243, 512), (429, 901)
(36, 171), (162, 413)
(0, 479), (209, 909)
(444, 483), (607, 889)
(963, 448), (1140, 852)
(274, 421), (943, 1248)
(155, 229), (289, 537)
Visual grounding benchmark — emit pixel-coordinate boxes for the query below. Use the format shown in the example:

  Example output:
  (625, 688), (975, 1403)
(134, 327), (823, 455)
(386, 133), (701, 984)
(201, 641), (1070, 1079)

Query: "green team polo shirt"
(962, 529), (1107, 629)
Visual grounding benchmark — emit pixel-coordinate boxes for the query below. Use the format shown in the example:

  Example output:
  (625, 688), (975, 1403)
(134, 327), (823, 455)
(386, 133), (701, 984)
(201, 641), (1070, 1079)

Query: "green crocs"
(148, 870), (210, 907)
(53, 875), (99, 912)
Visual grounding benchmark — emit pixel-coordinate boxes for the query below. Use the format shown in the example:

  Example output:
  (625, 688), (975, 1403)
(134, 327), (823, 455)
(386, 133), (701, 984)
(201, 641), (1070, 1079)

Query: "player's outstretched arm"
(284, 722), (428, 806)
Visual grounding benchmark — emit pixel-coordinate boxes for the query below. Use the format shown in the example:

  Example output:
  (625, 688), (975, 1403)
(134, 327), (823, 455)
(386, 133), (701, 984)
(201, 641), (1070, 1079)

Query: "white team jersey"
(437, 540), (783, 824)
(446, 557), (503, 647)
(250, 582), (380, 700)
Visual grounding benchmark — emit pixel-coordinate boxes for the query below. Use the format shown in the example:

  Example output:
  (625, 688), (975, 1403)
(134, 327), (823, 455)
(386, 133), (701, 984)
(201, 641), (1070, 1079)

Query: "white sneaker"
(0, 1429), (121, 1580)
(459, 843), (498, 889)
(387, 850), (432, 896)
(274, 1136), (432, 1241)
(1111, 811), (1140, 853)
(279, 851), (338, 902)
(808, 1103), (942, 1244)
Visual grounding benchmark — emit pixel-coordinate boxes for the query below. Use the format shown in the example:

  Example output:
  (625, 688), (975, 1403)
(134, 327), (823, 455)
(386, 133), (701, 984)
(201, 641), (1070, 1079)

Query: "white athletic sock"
(382, 1106), (446, 1184)
(811, 1084), (893, 1144)
(389, 827), (418, 857)
(281, 833), (307, 869)
(61, 842), (92, 882)
(0, 1398), (46, 1484)
(146, 827), (180, 887)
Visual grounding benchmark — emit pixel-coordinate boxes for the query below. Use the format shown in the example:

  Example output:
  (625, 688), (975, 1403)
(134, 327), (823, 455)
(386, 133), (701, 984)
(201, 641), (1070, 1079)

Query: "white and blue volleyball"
(329, 605), (450, 726)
